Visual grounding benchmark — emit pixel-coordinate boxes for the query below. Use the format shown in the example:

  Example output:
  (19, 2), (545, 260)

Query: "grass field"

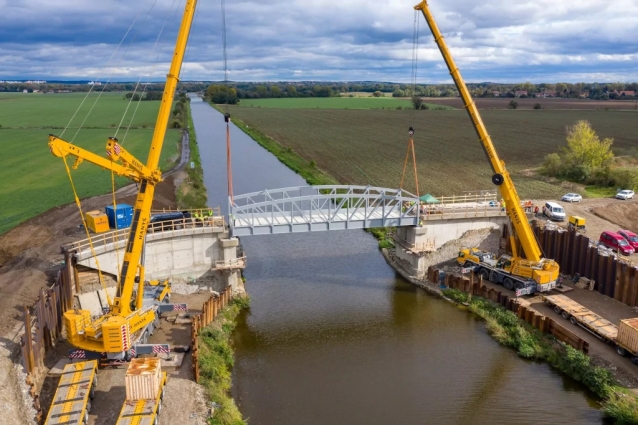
(236, 97), (454, 110)
(227, 107), (638, 199)
(0, 93), (180, 234)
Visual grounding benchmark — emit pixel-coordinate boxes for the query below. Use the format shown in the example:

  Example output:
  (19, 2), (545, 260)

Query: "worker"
(500, 198), (505, 212)
(194, 210), (204, 225)
(534, 205), (539, 216)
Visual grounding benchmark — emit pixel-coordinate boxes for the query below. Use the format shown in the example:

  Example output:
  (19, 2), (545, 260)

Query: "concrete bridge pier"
(393, 216), (508, 278)
(220, 237), (245, 295)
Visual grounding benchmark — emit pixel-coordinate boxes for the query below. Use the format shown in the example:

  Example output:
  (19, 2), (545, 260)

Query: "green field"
(227, 107), (638, 199)
(0, 93), (181, 234)
(236, 97), (454, 110)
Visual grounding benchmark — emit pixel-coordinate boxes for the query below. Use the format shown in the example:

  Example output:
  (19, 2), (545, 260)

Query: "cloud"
(0, 0), (637, 82)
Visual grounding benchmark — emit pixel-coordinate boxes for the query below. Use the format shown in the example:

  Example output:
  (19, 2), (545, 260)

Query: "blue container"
(105, 204), (133, 229)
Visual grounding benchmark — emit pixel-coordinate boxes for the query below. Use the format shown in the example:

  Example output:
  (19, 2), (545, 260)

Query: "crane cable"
(62, 156), (113, 307)
(221, 0), (234, 205)
(399, 11), (420, 199)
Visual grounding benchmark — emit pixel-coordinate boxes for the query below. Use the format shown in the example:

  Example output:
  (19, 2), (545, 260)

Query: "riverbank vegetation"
(443, 288), (638, 424)
(198, 296), (250, 425)
(177, 96), (208, 209)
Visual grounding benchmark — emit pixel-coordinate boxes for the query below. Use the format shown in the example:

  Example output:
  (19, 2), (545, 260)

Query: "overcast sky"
(1, 0), (637, 83)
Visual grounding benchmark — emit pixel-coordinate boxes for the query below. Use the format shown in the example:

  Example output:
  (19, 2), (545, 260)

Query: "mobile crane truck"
(414, 1), (559, 295)
(45, 0), (198, 421)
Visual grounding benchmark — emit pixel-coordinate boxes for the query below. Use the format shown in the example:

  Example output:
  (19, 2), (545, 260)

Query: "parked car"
(616, 190), (635, 200)
(543, 201), (566, 221)
(618, 229), (638, 250)
(599, 231), (636, 256)
(561, 193), (582, 202)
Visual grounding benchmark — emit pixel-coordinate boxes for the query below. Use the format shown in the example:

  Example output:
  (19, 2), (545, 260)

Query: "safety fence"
(528, 224), (638, 307)
(19, 251), (75, 422)
(190, 289), (233, 383)
(428, 267), (589, 353)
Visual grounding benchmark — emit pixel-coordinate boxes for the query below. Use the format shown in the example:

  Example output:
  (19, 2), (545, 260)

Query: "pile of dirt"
(592, 203), (638, 233)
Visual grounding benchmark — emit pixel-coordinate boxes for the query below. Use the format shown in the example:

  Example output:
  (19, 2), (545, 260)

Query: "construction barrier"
(428, 267), (589, 354)
(190, 289), (233, 383)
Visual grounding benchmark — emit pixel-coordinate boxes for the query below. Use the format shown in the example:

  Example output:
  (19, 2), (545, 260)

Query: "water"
(190, 96), (602, 425)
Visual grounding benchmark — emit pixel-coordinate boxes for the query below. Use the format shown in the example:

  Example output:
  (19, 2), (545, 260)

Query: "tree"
(205, 84), (238, 104)
(392, 89), (404, 97)
(372, 91), (383, 97)
(508, 100), (518, 109)
(411, 95), (423, 110)
(561, 120), (614, 174)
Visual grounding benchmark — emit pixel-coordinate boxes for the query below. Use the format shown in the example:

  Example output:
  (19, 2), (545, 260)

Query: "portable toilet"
(105, 204), (134, 229)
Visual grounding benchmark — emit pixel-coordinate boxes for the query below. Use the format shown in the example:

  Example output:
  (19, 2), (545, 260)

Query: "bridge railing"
(66, 215), (226, 255)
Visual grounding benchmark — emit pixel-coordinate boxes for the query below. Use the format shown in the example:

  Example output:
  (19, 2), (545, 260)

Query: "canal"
(190, 96), (602, 424)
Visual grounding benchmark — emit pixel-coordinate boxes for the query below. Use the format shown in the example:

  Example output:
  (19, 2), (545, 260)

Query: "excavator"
(414, 1), (560, 295)
(48, 0), (197, 360)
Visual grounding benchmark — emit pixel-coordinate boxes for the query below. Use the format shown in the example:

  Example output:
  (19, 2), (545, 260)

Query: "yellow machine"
(414, 1), (560, 293)
(49, 0), (197, 357)
(568, 215), (586, 231)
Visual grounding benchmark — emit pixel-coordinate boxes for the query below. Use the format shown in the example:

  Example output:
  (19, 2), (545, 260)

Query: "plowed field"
(228, 107), (638, 199)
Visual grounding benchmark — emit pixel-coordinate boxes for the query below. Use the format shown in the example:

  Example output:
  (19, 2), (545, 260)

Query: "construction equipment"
(568, 215), (586, 232)
(544, 295), (638, 365)
(116, 358), (167, 425)
(48, 0), (197, 361)
(44, 360), (98, 425)
(414, 1), (560, 295)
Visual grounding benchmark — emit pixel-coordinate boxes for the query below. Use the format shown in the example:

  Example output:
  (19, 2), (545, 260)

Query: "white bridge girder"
(229, 185), (420, 236)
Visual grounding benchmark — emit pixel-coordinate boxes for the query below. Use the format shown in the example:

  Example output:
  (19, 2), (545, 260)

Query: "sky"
(1, 0), (637, 83)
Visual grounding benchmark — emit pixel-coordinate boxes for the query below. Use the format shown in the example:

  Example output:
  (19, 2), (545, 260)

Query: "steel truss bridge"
(229, 186), (421, 236)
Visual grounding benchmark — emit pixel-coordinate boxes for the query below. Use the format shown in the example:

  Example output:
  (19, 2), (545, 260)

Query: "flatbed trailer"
(45, 360), (98, 425)
(544, 295), (638, 364)
(116, 372), (167, 425)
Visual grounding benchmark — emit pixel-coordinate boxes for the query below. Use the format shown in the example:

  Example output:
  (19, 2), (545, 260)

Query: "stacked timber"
(617, 318), (638, 354)
(125, 358), (162, 400)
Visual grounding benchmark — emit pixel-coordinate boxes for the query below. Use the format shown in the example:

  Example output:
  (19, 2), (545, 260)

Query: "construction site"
(1, 1), (638, 425)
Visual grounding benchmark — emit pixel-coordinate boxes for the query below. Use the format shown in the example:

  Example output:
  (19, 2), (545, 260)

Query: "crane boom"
(414, 0), (542, 262)
(48, 0), (198, 356)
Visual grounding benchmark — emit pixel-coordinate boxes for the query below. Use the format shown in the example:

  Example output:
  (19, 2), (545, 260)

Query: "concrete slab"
(159, 352), (186, 367)
(77, 287), (117, 317)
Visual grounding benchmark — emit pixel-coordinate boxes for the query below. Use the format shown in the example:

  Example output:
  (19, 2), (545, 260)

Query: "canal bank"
(191, 97), (605, 424)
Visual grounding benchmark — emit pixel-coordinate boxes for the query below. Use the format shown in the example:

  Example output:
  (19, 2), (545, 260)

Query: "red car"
(599, 231), (635, 256)
(618, 229), (638, 251)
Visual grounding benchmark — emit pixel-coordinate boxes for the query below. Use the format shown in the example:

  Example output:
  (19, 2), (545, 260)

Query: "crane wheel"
(480, 269), (490, 282)
(553, 306), (561, 314)
(503, 278), (514, 290)
(631, 356), (638, 365)
(491, 174), (504, 186)
(569, 316), (578, 325)
(561, 311), (570, 320)
(616, 345), (627, 357)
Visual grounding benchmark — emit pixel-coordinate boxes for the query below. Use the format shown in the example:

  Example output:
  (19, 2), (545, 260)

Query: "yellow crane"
(414, 1), (560, 294)
(48, 0), (198, 358)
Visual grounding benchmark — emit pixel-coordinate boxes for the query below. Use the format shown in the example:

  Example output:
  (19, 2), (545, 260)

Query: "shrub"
(420, 103), (429, 110)
(508, 100), (518, 109)
(533, 103), (542, 109)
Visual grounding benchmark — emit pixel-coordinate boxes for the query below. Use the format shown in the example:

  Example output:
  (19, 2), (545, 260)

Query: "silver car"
(561, 193), (582, 202)
(616, 190), (635, 200)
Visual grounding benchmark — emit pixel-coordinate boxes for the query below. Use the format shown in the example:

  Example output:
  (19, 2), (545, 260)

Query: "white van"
(543, 201), (566, 221)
